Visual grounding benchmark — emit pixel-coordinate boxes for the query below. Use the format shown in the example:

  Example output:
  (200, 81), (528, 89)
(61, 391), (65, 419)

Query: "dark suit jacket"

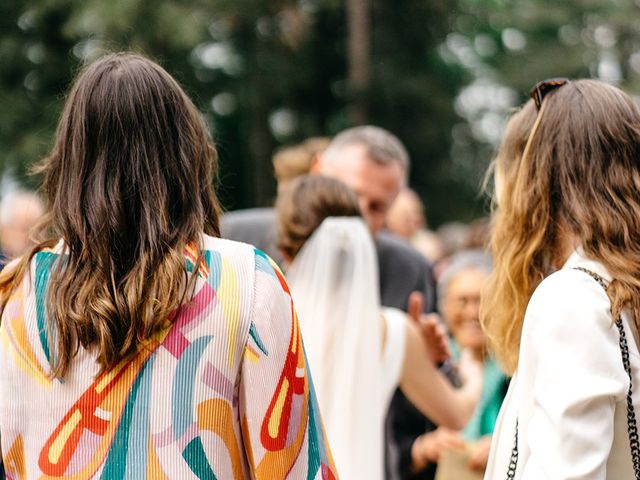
(220, 208), (284, 265)
(221, 208), (437, 479)
(221, 207), (436, 309)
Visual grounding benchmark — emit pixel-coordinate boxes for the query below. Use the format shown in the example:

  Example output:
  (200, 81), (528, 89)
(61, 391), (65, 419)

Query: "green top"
(451, 340), (508, 440)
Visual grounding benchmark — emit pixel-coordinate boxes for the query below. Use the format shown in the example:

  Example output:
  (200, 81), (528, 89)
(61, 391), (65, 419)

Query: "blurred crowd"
(0, 190), (45, 265)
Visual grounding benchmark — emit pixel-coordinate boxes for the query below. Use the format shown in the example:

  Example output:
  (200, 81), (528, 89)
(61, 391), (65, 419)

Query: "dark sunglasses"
(530, 78), (569, 111)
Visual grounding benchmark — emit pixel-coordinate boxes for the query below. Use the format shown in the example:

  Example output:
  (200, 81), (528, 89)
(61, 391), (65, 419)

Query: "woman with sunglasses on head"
(0, 53), (337, 479)
(483, 78), (640, 479)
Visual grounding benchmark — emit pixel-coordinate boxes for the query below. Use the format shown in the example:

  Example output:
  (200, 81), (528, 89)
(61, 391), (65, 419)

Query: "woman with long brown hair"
(0, 53), (336, 479)
(482, 79), (640, 479)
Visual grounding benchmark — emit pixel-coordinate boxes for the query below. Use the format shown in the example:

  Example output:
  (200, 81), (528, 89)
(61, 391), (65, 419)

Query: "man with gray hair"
(223, 124), (435, 311)
(312, 126), (410, 235)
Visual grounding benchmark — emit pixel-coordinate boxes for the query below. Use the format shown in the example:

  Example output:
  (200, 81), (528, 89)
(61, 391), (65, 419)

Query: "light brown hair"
(0, 53), (220, 377)
(272, 137), (331, 190)
(276, 175), (361, 259)
(482, 79), (640, 374)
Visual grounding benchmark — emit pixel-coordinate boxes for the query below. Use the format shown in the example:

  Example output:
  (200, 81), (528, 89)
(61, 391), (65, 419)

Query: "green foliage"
(0, 0), (75, 184)
(2, 0), (640, 225)
(450, 0), (640, 93)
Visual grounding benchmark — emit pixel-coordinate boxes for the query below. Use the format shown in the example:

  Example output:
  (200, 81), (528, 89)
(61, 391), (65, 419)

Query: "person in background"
(0, 53), (336, 479)
(385, 188), (445, 265)
(0, 190), (45, 262)
(413, 230), (446, 267)
(409, 251), (507, 478)
(385, 188), (426, 240)
(277, 175), (483, 480)
(431, 222), (473, 281)
(464, 217), (490, 252)
(221, 136), (330, 264)
(272, 136), (331, 194)
(436, 222), (469, 259)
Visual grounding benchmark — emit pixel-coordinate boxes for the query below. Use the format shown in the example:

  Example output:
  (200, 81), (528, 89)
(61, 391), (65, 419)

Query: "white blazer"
(485, 250), (640, 479)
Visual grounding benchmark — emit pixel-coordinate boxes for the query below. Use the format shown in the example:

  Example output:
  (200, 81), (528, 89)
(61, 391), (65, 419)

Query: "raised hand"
(407, 290), (450, 363)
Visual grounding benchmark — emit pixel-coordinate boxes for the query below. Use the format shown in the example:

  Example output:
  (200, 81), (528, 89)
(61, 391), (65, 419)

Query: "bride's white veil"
(287, 216), (383, 479)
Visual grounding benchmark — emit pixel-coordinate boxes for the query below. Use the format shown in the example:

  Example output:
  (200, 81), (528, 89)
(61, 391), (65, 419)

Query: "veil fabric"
(287, 217), (384, 480)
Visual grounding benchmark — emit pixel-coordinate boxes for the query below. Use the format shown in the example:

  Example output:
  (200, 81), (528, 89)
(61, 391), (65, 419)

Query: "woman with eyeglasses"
(0, 53), (337, 479)
(482, 78), (640, 479)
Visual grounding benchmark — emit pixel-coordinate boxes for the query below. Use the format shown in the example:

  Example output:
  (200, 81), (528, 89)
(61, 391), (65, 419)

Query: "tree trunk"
(347, 0), (371, 125)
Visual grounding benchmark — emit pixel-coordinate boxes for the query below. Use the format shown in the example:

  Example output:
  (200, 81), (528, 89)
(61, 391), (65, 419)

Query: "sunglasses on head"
(530, 78), (570, 110)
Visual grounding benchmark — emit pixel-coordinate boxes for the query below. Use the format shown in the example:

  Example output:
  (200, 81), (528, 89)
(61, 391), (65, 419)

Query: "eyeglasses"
(530, 78), (569, 111)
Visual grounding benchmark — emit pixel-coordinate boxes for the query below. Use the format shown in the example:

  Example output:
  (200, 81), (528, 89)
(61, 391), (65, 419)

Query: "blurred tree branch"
(347, 0), (371, 124)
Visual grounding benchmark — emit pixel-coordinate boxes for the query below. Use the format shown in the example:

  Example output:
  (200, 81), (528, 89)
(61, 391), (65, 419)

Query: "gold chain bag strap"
(506, 267), (640, 479)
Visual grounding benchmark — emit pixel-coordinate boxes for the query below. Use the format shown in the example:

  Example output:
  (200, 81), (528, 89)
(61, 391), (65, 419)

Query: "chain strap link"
(617, 316), (640, 477)
(506, 419), (518, 480)
(506, 267), (640, 479)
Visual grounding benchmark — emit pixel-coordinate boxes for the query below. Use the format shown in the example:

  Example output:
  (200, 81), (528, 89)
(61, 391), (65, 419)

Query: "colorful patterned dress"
(0, 235), (337, 479)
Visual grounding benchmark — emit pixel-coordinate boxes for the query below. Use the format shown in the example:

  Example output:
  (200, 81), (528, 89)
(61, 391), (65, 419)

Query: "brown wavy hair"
(0, 53), (221, 377)
(481, 79), (640, 374)
(276, 175), (361, 259)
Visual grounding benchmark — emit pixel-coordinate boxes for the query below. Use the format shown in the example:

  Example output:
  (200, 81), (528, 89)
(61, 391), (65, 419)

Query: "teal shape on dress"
(100, 357), (151, 479)
(182, 436), (217, 480)
(34, 252), (59, 364)
(172, 336), (214, 438)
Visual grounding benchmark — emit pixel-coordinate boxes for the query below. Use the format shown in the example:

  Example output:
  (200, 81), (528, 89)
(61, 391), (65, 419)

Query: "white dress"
(485, 250), (640, 479)
(286, 217), (407, 480)
(381, 307), (408, 409)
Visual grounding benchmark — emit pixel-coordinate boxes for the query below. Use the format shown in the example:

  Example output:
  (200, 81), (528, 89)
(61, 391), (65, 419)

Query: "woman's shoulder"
(524, 263), (616, 349)
(201, 233), (287, 298)
(201, 234), (281, 271)
(530, 264), (610, 313)
(531, 250), (613, 307)
(202, 233), (257, 257)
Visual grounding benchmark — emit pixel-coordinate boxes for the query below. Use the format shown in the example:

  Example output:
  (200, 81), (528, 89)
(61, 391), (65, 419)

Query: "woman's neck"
(551, 227), (579, 270)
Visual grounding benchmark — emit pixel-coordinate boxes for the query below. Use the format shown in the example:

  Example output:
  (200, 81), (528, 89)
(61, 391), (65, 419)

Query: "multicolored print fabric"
(0, 235), (337, 479)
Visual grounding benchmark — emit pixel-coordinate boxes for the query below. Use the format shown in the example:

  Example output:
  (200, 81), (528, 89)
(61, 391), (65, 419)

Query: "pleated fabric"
(0, 234), (337, 479)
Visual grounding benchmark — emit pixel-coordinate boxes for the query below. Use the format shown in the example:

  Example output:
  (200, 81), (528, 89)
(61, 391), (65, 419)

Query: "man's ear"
(309, 152), (323, 174)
